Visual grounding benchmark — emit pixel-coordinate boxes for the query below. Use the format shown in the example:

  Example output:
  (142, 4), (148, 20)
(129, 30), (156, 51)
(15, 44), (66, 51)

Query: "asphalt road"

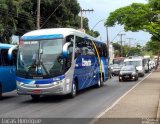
(0, 73), (151, 124)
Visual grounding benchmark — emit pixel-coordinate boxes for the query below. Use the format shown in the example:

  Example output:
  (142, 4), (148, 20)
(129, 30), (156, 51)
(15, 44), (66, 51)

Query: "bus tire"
(101, 74), (104, 87)
(31, 95), (40, 101)
(68, 80), (77, 98)
(0, 84), (2, 98)
(96, 77), (101, 88)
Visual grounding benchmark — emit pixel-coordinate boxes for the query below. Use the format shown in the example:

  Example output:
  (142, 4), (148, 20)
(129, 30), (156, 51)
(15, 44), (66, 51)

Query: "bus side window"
(66, 35), (74, 57)
(87, 40), (95, 56)
(12, 50), (17, 66)
(65, 35), (74, 69)
(1, 49), (10, 66)
(75, 36), (83, 59)
(103, 44), (108, 57)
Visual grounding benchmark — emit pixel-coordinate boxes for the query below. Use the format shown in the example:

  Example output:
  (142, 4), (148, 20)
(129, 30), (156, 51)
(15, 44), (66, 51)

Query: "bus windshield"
(17, 39), (64, 78)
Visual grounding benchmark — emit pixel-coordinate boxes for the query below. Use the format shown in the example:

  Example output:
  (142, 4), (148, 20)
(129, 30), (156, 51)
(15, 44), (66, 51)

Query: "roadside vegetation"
(0, 0), (99, 43)
(106, 0), (160, 68)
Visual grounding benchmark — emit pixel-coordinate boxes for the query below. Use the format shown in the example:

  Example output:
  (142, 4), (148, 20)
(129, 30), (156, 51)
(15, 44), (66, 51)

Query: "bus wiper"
(40, 61), (49, 76)
(38, 48), (50, 76)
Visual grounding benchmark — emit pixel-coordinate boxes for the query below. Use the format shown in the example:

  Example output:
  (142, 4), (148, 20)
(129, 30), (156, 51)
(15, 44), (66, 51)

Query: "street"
(0, 73), (151, 123)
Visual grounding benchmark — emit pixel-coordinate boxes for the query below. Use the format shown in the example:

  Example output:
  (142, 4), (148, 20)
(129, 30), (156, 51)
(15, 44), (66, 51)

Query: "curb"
(90, 72), (153, 124)
(156, 91), (160, 120)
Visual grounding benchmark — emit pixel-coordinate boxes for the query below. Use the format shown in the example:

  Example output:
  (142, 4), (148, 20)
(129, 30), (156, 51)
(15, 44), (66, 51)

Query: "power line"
(0, 7), (44, 24)
(40, 2), (63, 29)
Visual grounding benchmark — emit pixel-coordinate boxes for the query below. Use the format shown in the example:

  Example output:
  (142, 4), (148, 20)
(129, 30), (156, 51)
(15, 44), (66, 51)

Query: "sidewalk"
(93, 69), (160, 124)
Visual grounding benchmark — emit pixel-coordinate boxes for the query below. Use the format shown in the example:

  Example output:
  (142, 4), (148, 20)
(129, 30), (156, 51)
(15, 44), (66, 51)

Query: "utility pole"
(126, 38), (134, 47)
(106, 26), (110, 63)
(118, 34), (125, 57)
(36, 0), (41, 29)
(80, 9), (94, 30)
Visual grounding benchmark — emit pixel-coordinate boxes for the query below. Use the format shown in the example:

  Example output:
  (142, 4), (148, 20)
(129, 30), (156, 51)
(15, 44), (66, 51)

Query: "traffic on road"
(0, 0), (159, 124)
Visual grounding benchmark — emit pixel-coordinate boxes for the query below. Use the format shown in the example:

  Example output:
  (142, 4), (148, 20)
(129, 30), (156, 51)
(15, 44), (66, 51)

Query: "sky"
(77, 0), (151, 46)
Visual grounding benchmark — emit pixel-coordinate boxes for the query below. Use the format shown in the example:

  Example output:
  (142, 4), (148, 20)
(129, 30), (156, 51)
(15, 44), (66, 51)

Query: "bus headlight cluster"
(17, 81), (24, 86)
(52, 79), (65, 86)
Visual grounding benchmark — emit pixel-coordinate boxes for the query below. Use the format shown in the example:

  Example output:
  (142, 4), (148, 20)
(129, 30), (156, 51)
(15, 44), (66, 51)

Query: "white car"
(124, 58), (145, 77)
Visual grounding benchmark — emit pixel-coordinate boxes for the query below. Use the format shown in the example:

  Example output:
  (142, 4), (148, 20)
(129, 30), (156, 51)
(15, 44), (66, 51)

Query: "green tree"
(128, 46), (142, 56)
(105, 0), (160, 68)
(0, 0), (99, 43)
(146, 39), (160, 55)
(105, 0), (160, 41)
(112, 42), (121, 57)
(0, 0), (21, 43)
(112, 42), (143, 57)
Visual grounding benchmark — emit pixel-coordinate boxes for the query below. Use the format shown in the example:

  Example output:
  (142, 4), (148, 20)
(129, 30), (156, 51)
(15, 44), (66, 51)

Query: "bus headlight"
(52, 79), (65, 86)
(17, 81), (24, 86)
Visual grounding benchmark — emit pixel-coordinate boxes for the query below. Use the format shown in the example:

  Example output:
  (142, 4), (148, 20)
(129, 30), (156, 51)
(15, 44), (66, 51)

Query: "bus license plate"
(33, 90), (42, 94)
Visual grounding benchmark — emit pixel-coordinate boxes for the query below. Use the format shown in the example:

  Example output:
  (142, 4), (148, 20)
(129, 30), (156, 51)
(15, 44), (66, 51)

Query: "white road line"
(90, 72), (153, 124)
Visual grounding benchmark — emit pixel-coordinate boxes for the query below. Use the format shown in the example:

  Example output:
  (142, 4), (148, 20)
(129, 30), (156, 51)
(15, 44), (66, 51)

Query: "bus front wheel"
(68, 81), (77, 98)
(31, 95), (40, 101)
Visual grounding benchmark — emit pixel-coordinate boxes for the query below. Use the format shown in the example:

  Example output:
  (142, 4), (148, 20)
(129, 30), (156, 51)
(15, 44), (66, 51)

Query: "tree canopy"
(105, 0), (160, 41)
(0, 0), (99, 43)
(112, 42), (142, 57)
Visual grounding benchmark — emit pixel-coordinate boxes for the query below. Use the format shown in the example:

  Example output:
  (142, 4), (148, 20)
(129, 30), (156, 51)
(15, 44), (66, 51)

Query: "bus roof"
(0, 43), (14, 49)
(21, 28), (100, 42)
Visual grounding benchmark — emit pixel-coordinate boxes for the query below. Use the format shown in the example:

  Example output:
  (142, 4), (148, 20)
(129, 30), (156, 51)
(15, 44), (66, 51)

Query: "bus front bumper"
(17, 81), (68, 95)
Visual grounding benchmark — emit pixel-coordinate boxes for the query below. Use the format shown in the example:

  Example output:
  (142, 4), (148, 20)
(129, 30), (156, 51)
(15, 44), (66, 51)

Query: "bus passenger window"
(1, 49), (9, 66)
(65, 44), (73, 70)
(12, 50), (17, 65)
(75, 47), (81, 58)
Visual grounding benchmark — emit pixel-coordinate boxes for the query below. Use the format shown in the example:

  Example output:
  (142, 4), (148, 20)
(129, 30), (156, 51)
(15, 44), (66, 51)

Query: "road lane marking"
(90, 71), (153, 124)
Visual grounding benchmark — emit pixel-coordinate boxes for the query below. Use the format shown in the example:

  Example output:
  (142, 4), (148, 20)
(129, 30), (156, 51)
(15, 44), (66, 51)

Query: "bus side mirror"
(62, 42), (71, 58)
(8, 45), (18, 60)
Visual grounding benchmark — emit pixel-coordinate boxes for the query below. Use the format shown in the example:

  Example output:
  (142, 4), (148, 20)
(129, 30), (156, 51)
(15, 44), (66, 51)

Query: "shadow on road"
(21, 85), (101, 104)
(0, 96), (16, 101)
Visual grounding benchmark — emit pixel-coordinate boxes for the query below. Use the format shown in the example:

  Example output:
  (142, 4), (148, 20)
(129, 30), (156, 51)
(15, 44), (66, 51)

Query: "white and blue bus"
(0, 44), (17, 97)
(16, 28), (109, 100)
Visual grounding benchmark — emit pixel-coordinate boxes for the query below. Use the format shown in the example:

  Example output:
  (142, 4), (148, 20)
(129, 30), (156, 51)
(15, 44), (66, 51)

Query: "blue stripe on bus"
(21, 34), (63, 41)
(16, 75), (65, 84)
